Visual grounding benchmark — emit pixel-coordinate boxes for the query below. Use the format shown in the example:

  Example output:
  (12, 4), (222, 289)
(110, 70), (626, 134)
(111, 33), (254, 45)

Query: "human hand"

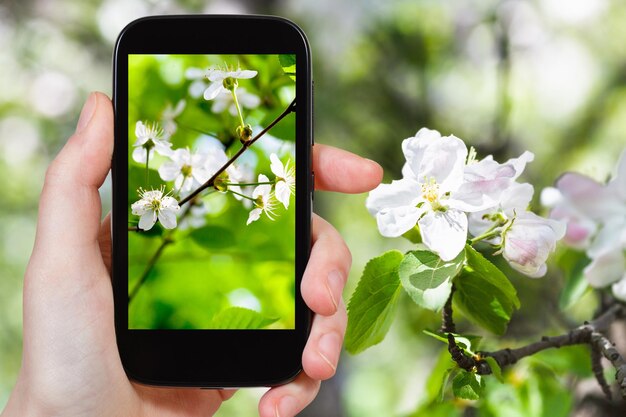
(1, 92), (382, 417)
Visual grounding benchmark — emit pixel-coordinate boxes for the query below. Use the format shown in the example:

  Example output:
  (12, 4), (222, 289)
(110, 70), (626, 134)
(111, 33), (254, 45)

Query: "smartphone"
(112, 15), (313, 387)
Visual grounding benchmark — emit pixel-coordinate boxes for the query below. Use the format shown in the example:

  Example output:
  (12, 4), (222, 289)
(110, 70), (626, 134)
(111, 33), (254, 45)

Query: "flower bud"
(237, 124), (253, 143)
(502, 212), (565, 278)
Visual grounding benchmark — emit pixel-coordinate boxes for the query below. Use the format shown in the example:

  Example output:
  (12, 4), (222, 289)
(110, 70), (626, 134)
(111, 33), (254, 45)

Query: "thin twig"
(441, 284), (456, 334)
(178, 98), (296, 207)
(128, 236), (173, 303)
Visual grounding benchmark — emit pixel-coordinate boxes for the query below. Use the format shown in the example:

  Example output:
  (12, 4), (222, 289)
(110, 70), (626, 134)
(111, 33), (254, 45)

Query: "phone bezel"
(112, 15), (312, 387)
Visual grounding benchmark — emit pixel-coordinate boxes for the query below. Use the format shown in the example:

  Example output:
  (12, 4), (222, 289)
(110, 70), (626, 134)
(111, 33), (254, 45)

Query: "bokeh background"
(2, 0), (626, 416)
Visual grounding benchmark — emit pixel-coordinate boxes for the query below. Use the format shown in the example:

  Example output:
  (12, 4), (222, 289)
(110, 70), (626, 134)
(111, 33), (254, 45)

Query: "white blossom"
(270, 153), (295, 209)
(247, 174), (276, 225)
(185, 67), (209, 98)
(501, 212), (566, 278)
(131, 188), (180, 231)
(158, 148), (209, 193)
(203, 67), (258, 101)
(160, 100), (186, 137)
(367, 128), (497, 261)
(178, 200), (209, 231)
(212, 88), (260, 116)
(132, 121), (172, 163)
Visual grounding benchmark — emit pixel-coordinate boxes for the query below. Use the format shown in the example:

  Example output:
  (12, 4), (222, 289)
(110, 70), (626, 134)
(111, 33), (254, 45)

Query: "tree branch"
(178, 98), (296, 207)
(441, 284), (456, 334)
(465, 304), (626, 398)
(591, 341), (612, 400)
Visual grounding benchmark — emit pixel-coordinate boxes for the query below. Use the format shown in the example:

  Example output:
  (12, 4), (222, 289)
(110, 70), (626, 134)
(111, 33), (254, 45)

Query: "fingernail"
(76, 93), (97, 134)
(318, 332), (339, 371)
(276, 395), (298, 417)
(326, 270), (344, 312)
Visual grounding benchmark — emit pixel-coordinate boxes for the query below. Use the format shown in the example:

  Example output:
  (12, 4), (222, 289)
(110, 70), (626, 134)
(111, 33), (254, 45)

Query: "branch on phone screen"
(128, 98), (296, 304)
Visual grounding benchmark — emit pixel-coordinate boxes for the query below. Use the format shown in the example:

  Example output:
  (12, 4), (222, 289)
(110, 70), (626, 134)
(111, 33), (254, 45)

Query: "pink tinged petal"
(549, 205), (596, 249)
(247, 208), (262, 225)
(611, 276), (626, 302)
(418, 209), (468, 261)
(555, 172), (616, 220)
(376, 206), (423, 238)
(189, 80), (207, 98)
(500, 182), (534, 213)
(203, 82), (223, 100)
(419, 135), (468, 192)
(402, 128), (441, 179)
(138, 211), (157, 231)
(365, 178), (420, 216)
(158, 161), (180, 181)
(158, 208), (177, 229)
(275, 180), (290, 209)
(608, 149), (626, 201)
(505, 151), (535, 181)
(502, 212), (565, 278)
(585, 249), (625, 287)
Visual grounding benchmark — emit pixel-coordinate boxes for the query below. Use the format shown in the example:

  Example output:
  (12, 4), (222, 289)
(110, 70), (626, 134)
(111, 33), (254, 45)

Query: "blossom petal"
(366, 178), (420, 216)
(232, 69), (258, 79)
(247, 208), (262, 225)
(158, 208), (177, 229)
(270, 153), (285, 177)
(189, 80), (207, 98)
(158, 161), (180, 181)
(275, 180), (290, 209)
(376, 206), (423, 238)
(612, 276), (626, 302)
(131, 201), (148, 216)
(185, 67), (206, 79)
(203, 82), (223, 100)
(138, 211), (157, 231)
(401, 128), (441, 179)
(132, 147), (149, 163)
(418, 209), (468, 261)
(584, 249), (625, 287)
(419, 135), (468, 192)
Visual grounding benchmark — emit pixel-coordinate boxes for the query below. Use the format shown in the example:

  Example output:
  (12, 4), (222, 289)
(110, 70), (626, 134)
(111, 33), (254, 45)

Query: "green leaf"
(453, 246), (520, 335)
(452, 370), (485, 400)
(210, 307), (278, 329)
(398, 249), (465, 311)
(278, 54), (296, 80)
(559, 256), (591, 310)
(484, 357), (503, 382)
(346, 250), (404, 354)
(188, 225), (236, 249)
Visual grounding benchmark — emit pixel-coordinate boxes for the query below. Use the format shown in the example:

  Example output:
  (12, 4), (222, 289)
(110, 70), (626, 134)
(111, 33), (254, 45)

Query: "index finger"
(312, 144), (383, 193)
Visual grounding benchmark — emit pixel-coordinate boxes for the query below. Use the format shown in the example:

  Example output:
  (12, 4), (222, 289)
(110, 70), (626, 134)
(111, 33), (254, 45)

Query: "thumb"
(30, 92), (114, 274)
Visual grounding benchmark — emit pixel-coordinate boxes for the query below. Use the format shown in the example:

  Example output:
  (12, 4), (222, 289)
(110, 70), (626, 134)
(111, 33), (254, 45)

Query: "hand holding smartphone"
(113, 15), (313, 387)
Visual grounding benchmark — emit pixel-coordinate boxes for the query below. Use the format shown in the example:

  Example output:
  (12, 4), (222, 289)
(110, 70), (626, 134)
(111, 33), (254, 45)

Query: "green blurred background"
(2, 0), (626, 415)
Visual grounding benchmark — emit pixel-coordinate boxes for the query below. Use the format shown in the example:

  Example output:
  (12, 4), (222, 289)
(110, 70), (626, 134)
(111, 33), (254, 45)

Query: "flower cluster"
(367, 128), (565, 277)
(542, 151), (626, 298)
(130, 64), (294, 231)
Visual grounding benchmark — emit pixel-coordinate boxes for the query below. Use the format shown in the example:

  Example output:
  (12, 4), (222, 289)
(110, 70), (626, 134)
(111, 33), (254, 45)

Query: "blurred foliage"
(127, 54), (296, 329)
(2, 0), (626, 415)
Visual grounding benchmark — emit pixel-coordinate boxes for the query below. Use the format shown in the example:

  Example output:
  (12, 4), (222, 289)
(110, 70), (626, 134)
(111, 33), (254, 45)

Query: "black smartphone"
(112, 15), (313, 387)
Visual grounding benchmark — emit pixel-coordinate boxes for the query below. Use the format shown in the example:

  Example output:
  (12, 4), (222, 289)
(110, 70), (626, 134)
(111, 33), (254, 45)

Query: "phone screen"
(127, 54), (297, 330)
